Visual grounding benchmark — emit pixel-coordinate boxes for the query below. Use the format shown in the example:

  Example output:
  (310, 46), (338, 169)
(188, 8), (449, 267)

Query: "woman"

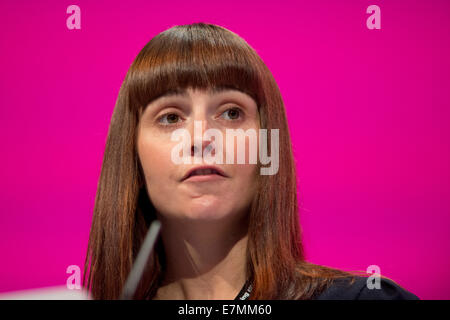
(83, 22), (418, 300)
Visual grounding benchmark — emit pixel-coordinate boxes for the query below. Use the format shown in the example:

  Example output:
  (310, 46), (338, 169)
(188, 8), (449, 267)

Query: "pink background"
(1, 0), (449, 299)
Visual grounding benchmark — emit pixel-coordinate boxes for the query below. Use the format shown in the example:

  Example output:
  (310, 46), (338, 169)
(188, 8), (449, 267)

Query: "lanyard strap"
(234, 279), (253, 300)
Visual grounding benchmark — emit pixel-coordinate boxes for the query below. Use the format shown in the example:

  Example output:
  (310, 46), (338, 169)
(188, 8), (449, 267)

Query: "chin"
(181, 197), (233, 221)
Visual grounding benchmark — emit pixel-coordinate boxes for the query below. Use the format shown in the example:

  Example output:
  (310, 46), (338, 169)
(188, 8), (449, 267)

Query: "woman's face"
(137, 87), (260, 223)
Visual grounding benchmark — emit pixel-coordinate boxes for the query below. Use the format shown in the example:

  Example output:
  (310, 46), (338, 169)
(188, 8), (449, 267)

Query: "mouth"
(181, 166), (228, 182)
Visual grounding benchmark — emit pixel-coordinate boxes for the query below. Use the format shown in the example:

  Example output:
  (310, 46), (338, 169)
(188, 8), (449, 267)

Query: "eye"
(220, 107), (242, 120)
(158, 113), (182, 125)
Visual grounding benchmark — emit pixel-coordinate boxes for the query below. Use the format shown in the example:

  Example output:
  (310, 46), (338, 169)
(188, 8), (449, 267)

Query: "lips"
(181, 166), (228, 181)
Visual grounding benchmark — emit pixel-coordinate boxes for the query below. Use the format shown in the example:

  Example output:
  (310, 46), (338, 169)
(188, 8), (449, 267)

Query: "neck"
(154, 214), (249, 300)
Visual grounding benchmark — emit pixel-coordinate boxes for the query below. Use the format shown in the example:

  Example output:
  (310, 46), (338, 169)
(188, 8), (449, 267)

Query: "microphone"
(120, 219), (162, 300)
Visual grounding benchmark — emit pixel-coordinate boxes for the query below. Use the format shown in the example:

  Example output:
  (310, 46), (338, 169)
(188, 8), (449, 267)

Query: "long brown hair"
(83, 22), (364, 300)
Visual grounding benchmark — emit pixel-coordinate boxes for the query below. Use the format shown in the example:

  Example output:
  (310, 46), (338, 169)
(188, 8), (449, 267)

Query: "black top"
(315, 276), (419, 300)
(234, 276), (419, 300)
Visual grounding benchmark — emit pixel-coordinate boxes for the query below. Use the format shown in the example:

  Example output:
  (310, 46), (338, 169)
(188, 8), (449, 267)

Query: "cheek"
(223, 163), (258, 217)
(232, 163), (259, 201)
(137, 132), (174, 185)
(241, 164), (259, 187)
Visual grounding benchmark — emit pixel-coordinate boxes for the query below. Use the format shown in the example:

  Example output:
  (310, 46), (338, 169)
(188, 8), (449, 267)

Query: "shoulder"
(314, 276), (419, 300)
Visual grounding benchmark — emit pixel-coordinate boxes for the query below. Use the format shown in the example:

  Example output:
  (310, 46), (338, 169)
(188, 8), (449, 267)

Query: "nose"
(191, 140), (211, 157)
(189, 119), (213, 158)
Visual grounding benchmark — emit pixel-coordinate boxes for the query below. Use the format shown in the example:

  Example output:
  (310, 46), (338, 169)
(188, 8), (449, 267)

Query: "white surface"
(0, 286), (90, 300)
